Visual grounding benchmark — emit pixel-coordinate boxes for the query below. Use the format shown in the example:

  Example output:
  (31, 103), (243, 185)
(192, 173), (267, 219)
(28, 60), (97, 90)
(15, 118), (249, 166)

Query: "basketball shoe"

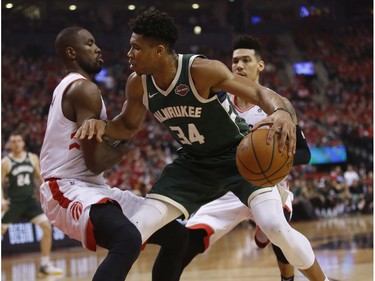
(39, 262), (63, 275)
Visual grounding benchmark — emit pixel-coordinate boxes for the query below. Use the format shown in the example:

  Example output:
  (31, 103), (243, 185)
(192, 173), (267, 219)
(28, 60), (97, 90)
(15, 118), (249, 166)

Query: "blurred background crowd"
(2, 0), (373, 221)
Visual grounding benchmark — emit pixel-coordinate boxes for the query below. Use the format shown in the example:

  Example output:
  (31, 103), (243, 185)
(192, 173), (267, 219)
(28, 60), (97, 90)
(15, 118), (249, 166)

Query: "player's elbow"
(86, 161), (104, 175)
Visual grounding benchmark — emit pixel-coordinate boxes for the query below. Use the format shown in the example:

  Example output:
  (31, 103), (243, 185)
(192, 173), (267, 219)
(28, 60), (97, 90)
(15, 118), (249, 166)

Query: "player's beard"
(80, 60), (102, 75)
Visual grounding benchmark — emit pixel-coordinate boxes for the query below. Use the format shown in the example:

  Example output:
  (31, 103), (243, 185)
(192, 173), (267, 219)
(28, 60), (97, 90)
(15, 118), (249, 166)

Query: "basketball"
(236, 128), (293, 187)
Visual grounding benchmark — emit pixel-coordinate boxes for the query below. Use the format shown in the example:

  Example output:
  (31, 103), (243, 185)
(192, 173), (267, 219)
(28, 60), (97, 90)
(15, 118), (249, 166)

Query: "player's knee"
(39, 220), (52, 232)
(1, 224), (9, 235)
(258, 220), (290, 245)
(110, 223), (142, 261)
(170, 224), (190, 247)
(257, 219), (282, 236)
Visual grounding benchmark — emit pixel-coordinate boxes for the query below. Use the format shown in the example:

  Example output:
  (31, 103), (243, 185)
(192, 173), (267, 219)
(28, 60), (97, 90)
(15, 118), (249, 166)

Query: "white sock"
(41, 256), (50, 266)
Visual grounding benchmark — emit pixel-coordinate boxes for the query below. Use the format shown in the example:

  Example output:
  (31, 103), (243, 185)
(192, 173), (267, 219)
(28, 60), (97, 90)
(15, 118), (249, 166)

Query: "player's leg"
(148, 192), (251, 281)
(1, 202), (20, 235)
(129, 197), (183, 243)
(181, 228), (208, 269)
(250, 188), (328, 281)
(272, 206), (295, 281)
(1, 223), (9, 236)
(148, 219), (190, 281)
(40, 179), (144, 280)
(179, 192), (252, 271)
(272, 244), (295, 281)
(29, 199), (63, 275)
(32, 215), (52, 259)
(255, 201), (296, 280)
(90, 200), (142, 281)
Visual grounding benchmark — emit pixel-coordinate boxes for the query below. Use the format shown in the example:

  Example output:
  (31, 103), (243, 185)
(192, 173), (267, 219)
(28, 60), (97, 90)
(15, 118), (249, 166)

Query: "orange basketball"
(236, 128), (293, 187)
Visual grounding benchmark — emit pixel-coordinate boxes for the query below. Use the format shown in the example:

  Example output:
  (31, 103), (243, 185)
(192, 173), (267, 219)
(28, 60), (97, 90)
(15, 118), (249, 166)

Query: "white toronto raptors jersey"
(40, 73), (106, 185)
(230, 94), (267, 128)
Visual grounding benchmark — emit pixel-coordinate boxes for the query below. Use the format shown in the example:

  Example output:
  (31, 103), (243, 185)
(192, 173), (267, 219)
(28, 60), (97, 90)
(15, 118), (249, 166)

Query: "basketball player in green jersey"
(1, 132), (63, 275)
(75, 8), (328, 280)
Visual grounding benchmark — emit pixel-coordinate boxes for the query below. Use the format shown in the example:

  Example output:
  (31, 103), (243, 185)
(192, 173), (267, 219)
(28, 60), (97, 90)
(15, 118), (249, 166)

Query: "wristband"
(273, 107), (292, 119)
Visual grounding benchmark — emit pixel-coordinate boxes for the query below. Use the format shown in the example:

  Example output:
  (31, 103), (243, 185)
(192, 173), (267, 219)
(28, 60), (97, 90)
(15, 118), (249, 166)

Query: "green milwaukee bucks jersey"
(142, 54), (249, 156)
(6, 153), (36, 202)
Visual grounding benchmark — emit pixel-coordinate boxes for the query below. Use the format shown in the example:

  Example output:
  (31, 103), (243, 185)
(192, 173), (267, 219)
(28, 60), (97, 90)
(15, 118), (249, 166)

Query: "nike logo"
(148, 92), (159, 98)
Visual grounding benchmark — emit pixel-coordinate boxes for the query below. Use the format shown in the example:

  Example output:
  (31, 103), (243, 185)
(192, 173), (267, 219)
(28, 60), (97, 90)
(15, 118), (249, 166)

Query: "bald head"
(55, 26), (85, 58)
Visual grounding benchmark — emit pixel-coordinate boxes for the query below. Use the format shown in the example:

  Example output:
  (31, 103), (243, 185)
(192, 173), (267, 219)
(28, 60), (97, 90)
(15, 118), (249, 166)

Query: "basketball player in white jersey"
(39, 27), (146, 281)
(40, 26), (195, 281)
(174, 36), (317, 281)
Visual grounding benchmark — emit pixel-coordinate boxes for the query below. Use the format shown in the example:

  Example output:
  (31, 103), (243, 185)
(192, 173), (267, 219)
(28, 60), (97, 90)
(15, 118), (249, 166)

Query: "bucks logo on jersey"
(143, 54), (249, 156)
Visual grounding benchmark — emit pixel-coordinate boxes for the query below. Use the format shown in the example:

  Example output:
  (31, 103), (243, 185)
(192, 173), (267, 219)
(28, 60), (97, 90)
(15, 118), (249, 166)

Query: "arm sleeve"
(293, 124), (311, 166)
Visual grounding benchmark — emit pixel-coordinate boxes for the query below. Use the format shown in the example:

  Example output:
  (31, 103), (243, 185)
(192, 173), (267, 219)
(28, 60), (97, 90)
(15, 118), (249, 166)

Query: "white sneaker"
(39, 263), (63, 275)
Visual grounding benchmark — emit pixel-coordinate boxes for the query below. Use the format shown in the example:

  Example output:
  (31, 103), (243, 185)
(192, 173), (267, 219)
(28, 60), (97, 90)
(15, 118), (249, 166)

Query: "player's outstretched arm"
(74, 73), (147, 143)
(191, 58), (296, 156)
(68, 79), (133, 174)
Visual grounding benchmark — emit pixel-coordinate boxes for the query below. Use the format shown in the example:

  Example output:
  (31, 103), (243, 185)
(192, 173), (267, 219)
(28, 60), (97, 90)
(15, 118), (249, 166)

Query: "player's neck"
(234, 79), (259, 110)
(10, 150), (26, 160)
(152, 53), (178, 91)
(234, 96), (252, 110)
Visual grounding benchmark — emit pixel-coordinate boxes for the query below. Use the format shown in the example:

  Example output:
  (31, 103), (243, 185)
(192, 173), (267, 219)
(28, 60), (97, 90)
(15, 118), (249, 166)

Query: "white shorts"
(40, 178), (144, 251)
(186, 183), (293, 250)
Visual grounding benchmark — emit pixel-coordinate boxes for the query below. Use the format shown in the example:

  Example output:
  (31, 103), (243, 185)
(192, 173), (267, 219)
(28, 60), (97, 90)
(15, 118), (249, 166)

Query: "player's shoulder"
(28, 152), (40, 164)
(127, 72), (144, 96)
(1, 155), (10, 164)
(70, 78), (99, 93)
(128, 72), (142, 82)
(190, 56), (228, 80)
(191, 56), (223, 68)
(1, 156), (11, 171)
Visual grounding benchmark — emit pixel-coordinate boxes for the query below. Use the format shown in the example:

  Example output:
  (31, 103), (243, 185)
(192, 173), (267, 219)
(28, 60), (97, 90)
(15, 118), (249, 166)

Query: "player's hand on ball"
(236, 128), (293, 187)
(74, 118), (107, 142)
(251, 110), (296, 157)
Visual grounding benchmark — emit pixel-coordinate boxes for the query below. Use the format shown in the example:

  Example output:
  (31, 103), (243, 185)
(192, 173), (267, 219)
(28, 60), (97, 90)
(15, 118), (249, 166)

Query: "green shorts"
(148, 147), (264, 218)
(2, 196), (44, 224)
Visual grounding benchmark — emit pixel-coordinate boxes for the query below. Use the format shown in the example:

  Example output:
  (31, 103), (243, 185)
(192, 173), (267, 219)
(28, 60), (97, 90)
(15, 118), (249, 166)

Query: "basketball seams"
(251, 131), (274, 185)
(236, 128), (293, 187)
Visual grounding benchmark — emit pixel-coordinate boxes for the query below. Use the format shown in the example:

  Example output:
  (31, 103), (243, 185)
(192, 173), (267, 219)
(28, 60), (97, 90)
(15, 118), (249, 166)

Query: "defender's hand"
(74, 119), (107, 142)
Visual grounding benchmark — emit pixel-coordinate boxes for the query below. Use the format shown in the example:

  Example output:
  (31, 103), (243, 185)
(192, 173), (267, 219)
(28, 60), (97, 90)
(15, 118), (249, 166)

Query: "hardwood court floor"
(1, 214), (373, 281)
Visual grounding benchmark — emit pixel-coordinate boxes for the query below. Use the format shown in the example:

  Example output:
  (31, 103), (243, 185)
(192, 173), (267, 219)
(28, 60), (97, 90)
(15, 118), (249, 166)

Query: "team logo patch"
(175, 84), (189, 96)
(70, 201), (83, 221)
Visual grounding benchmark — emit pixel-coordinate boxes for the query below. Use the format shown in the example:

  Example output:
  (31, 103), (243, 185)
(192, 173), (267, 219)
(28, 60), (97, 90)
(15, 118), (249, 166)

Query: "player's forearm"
(226, 75), (283, 113)
(102, 117), (135, 141)
(82, 138), (131, 174)
(257, 86), (290, 115)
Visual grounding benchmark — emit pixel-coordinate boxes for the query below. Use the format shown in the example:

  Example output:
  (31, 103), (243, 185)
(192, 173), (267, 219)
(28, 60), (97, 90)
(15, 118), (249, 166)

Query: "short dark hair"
(128, 8), (179, 53)
(232, 36), (262, 60)
(9, 131), (24, 140)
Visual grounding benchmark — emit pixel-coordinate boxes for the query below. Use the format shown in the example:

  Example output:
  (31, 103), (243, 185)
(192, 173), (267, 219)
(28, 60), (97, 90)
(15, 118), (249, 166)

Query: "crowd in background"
(1, 4), (373, 221)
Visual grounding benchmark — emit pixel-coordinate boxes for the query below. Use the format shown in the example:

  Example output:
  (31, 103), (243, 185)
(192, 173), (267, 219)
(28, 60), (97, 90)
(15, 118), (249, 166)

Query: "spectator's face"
(128, 33), (160, 75)
(9, 135), (25, 154)
(232, 49), (264, 82)
(74, 29), (103, 74)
